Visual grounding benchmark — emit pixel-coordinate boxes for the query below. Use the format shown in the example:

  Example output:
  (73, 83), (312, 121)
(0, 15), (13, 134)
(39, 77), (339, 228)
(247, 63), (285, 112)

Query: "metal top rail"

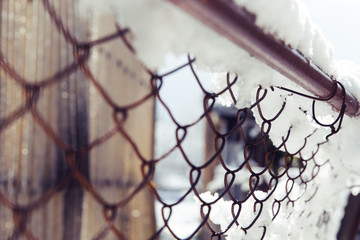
(167, 0), (360, 117)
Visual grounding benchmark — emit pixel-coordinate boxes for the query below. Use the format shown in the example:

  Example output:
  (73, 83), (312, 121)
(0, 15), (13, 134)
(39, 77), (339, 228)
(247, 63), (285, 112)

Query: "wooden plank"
(80, 13), (156, 240)
(0, 0), (71, 239)
(1, 1), (156, 239)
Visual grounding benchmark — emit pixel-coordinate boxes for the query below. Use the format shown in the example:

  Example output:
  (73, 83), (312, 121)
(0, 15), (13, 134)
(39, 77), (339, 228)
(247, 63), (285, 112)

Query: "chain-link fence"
(0, 0), (356, 239)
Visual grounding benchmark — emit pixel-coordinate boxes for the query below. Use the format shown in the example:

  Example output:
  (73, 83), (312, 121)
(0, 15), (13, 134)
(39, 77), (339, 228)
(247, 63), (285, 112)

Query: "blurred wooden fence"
(0, 1), (155, 239)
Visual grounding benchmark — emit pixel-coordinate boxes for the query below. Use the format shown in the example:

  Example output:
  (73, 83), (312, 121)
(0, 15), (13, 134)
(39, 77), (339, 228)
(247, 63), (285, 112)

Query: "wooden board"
(0, 1), (155, 239)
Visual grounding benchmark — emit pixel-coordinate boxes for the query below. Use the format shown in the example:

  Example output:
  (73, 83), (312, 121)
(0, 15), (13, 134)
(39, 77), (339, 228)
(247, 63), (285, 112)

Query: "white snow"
(79, 0), (360, 239)
(203, 0), (360, 238)
(204, 1), (360, 239)
(79, 0), (360, 108)
(233, 0), (337, 75)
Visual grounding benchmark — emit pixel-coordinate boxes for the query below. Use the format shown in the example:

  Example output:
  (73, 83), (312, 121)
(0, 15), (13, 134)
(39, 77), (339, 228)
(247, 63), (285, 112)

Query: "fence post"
(79, 13), (156, 240)
(0, 1), (82, 239)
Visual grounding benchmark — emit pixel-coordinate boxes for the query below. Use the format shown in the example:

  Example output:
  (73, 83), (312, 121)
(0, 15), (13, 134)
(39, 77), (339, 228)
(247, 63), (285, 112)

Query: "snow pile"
(234, 0), (336, 75)
(204, 1), (360, 239)
(80, 0), (280, 108)
(205, 1), (360, 239)
(228, 0), (360, 176)
(336, 60), (360, 101)
(79, 0), (360, 106)
(197, 165), (349, 240)
(79, 0), (360, 239)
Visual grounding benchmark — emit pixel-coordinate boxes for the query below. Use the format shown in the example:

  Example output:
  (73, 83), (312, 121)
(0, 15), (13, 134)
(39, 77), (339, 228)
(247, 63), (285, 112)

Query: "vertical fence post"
(80, 12), (156, 240)
(0, 1), (83, 239)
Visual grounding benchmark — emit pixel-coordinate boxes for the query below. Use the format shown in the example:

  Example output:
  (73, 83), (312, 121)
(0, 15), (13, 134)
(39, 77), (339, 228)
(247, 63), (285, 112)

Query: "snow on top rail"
(167, 0), (360, 117)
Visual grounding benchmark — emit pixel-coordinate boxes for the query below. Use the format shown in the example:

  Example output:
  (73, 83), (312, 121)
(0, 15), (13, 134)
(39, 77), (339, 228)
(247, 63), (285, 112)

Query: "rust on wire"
(166, 0), (360, 117)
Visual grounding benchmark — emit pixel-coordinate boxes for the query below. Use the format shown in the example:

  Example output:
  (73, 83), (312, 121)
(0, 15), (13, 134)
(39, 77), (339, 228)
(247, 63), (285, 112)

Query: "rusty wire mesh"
(0, 1), (348, 240)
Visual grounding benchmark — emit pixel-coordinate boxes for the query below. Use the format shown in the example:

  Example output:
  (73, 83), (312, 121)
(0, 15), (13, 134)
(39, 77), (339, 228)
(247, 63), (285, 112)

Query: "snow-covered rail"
(167, 0), (360, 117)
